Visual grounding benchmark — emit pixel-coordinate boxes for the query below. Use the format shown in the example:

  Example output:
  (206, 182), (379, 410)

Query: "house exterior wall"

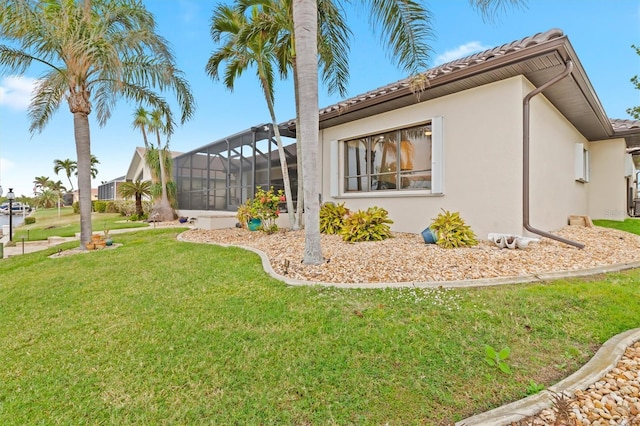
(320, 75), (618, 239)
(526, 80), (590, 232)
(588, 138), (631, 221)
(321, 77), (525, 238)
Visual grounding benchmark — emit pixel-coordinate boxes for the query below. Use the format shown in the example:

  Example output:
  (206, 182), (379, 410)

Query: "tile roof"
(316, 28), (566, 119)
(611, 119), (640, 132)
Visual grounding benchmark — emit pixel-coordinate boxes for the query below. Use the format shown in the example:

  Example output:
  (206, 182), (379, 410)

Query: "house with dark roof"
(175, 28), (640, 242)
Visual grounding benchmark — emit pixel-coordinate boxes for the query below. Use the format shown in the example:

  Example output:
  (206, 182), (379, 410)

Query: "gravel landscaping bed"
(180, 225), (640, 284)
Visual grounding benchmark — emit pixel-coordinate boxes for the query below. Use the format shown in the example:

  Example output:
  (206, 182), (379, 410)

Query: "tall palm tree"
(118, 180), (151, 217)
(207, 4), (297, 228)
(291, 0), (525, 263)
(0, 0), (195, 248)
(32, 176), (50, 195)
(292, 0), (323, 263)
(224, 0), (351, 231)
(132, 106), (152, 150)
(53, 158), (77, 191)
(132, 108), (175, 221)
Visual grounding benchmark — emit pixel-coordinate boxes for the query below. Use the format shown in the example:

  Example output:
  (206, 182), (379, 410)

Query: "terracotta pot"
(86, 242), (95, 250)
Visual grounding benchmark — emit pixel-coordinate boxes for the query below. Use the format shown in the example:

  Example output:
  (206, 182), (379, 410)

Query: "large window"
(343, 122), (433, 192)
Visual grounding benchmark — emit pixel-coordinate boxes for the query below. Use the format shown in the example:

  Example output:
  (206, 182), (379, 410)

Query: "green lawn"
(0, 223), (639, 424)
(11, 207), (148, 241)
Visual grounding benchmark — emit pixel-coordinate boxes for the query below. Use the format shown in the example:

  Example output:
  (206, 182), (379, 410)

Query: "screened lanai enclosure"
(174, 123), (298, 212)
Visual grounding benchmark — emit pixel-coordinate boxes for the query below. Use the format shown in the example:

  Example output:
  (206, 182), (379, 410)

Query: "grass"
(592, 217), (640, 234)
(0, 219), (639, 424)
(10, 207), (148, 241)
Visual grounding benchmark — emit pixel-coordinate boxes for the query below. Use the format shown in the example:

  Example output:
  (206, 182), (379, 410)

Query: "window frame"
(575, 143), (590, 183)
(334, 117), (443, 198)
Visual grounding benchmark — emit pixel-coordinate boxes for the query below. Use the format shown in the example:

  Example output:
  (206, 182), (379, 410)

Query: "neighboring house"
(97, 176), (126, 201)
(71, 188), (98, 204)
(114, 147), (184, 203)
(176, 28), (640, 239)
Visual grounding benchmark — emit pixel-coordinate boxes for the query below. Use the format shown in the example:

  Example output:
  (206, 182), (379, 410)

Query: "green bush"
(105, 201), (118, 213)
(72, 201), (80, 214)
(320, 202), (350, 234)
(129, 213), (139, 221)
(93, 200), (107, 213)
(340, 206), (393, 242)
(429, 209), (478, 249)
(24, 216), (36, 225)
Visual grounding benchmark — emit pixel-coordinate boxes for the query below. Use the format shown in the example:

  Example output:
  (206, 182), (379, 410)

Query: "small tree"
(118, 180), (152, 217)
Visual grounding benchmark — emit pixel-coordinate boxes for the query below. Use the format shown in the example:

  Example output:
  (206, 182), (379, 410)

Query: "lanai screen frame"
(174, 123), (297, 212)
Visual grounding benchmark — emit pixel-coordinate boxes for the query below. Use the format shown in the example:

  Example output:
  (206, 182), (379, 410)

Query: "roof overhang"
(284, 28), (640, 148)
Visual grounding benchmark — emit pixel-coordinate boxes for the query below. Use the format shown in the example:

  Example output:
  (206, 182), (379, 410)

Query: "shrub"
(72, 201), (80, 214)
(93, 200), (107, 213)
(320, 202), (350, 234)
(429, 209), (478, 249)
(24, 216), (36, 225)
(251, 186), (285, 233)
(105, 201), (118, 213)
(129, 213), (139, 221)
(340, 206), (393, 242)
(236, 200), (253, 228)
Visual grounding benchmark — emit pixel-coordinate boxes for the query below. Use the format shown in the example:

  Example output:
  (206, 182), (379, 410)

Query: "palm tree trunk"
(153, 147), (174, 221)
(293, 0), (323, 264)
(292, 63), (304, 231)
(261, 77), (295, 229)
(73, 111), (93, 248)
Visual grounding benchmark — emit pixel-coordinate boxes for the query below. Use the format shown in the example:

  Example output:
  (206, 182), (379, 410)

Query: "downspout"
(523, 59), (585, 249)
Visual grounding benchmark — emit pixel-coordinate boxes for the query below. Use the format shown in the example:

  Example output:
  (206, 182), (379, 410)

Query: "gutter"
(523, 59), (585, 249)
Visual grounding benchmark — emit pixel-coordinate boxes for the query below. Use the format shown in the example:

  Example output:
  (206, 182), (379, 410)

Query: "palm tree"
(89, 155), (100, 180)
(53, 158), (77, 191)
(207, 4), (297, 228)
(132, 108), (175, 221)
(118, 180), (151, 217)
(0, 0), (195, 248)
(35, 189), (58, 209)
(32, 176), (50, 195)
(290, 0), (525, 263)
(132, 106), (152, 150)
(293, 0), (323, 263)
(212, 0), (352, 231)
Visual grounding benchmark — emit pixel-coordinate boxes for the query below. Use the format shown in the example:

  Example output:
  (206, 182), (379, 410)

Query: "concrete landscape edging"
(456, 328), (640, 425)
(176, 232), (640, 289)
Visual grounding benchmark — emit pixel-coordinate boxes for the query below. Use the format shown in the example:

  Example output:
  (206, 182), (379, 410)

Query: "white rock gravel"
(180, 225), (640, 284)
(521, 341), (640, 425)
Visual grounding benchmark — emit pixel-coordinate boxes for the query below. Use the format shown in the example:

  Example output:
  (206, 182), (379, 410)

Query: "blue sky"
(1, 0), (639, 197)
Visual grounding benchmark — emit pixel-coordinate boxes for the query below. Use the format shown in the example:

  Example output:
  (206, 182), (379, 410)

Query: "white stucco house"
(100, 147), (183, 201)
(174, 28), (640, 243)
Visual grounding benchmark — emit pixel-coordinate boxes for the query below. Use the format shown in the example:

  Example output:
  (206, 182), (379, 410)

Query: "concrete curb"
(456, 328), (640, 425)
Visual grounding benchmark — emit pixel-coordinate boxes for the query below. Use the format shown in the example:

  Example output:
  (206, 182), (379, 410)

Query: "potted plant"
(250, 186), (285, 233)
(104, 229), (113, 246)
(235, 200), (253, 229)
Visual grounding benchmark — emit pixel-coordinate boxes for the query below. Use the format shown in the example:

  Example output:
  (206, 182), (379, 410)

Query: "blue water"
(0, 213), (25, 227)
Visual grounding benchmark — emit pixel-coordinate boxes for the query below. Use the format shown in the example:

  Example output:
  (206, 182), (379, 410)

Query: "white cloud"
(0, 75), (38, 110)
(434, 41), (490, 66)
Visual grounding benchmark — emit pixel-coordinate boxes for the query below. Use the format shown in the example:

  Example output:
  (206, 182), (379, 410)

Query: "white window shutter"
(575, 143), (585, 181)
(431, 116), (444, 194)
(329, 140), (339, 197)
